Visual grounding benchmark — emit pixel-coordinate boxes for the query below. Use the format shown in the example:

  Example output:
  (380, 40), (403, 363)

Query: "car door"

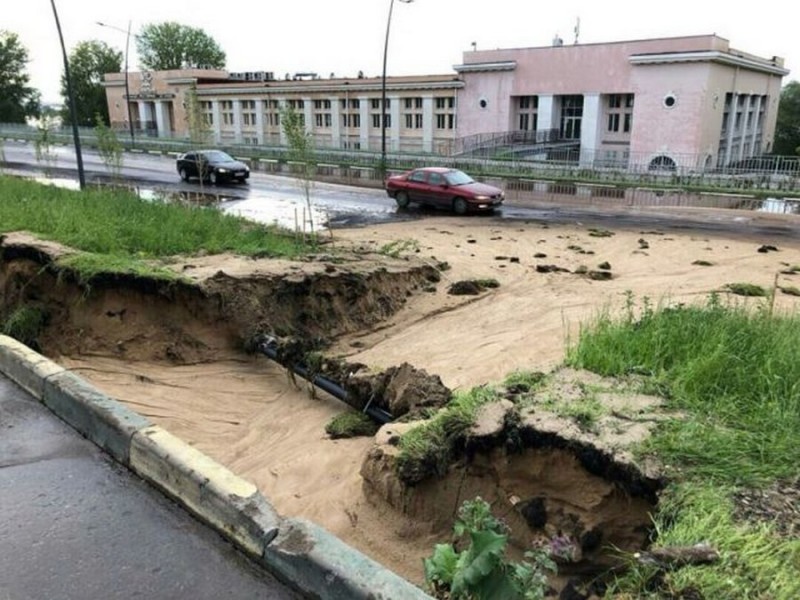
(426, 172), (449, 208)
(404, 169), (430, 203)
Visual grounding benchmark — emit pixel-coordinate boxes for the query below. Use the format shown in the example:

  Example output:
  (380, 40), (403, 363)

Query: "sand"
(58, 208), (800, 583)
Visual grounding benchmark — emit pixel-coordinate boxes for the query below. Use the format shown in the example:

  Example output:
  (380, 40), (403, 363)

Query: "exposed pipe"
(254, 336), (393, 424)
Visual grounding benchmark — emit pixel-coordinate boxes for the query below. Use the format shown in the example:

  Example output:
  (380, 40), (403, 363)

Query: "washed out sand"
(56, 209), (800, 583)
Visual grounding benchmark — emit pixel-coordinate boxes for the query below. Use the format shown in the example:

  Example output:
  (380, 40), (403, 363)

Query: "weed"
(2, 305), (47, 348)
(378, 239), (420, 258)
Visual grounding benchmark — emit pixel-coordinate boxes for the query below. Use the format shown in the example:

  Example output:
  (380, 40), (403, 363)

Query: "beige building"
(103, 69), (462, 154)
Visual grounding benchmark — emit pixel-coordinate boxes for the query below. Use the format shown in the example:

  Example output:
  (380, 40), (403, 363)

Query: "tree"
(774, 80), (800, 156)
(136, 22), (225, 71)
(94, 114), (124, 180)
(0, 30), (41, 123)
(281, 104), (317, 235)
(60, 40), (122, 127)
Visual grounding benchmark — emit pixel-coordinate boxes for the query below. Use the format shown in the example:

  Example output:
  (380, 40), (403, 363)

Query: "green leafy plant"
(2, 305), (47, 348)
(424, 497), (556, 600)
(379, 238), (420, 258)
(725, 282), (767, 297)
(325, 411), (378, 439)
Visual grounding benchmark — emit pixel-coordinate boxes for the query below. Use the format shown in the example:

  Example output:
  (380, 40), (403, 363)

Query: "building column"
(211, 100), (221, 144)
(580, 93), (602, 167)
(359, 96), (370, 149)
(749, 95), (763, 156)
(154, 101), (169, 138)
(233, 100), (243, 145)
(536, 95), (556, 132)
(278, 99), (288, 145)
(303, 98), (313, 135)
(389, 95), (400, 151)
(330, 95), (342, 149)
(724, 92), (738, 166)
(137, 101), (152, 130)
(422, 96), (434, 153)
(254, 99), (264, 145)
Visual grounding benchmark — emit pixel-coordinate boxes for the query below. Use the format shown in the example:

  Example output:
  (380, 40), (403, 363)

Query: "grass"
(2, 305), (47, 347)
(0, 176), (318, 278)
(609, 484), (800, 599)
(325, 411), (379, 439)
(567, 293), (800, 598)
(725, 282), (768, 297)
(395, 385), (499, 484)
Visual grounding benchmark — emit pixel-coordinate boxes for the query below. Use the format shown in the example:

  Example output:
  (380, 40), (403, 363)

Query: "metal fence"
(1, 121), (798, 193)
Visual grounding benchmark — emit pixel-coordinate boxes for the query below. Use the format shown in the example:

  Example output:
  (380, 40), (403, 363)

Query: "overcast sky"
(7, 0), (799, 104)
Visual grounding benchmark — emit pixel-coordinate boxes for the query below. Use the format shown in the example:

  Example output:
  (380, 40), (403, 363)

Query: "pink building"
(454, 34), (788, 170)
(103, 35), (788, 171)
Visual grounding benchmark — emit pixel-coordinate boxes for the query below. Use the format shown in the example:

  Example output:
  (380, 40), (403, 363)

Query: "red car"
(385, 167), (504, 214)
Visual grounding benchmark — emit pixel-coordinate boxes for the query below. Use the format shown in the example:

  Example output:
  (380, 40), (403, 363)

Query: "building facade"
(103, 34), (788, 170)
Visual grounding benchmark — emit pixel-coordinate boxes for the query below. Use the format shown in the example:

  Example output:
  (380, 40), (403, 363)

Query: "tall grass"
(0, 176), (316, 260)
(567, 294), (800, 484)
(610, 484), (800, 599)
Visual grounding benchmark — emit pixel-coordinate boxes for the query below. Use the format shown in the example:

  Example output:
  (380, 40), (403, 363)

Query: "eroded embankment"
(1, 233), (669, 594)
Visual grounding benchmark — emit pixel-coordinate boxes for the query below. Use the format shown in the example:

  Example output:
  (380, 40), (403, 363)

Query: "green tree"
(184, 83), (211, 146)
(60, 40), (122, 127)
(136, 22), (225, 71)
(774, 80), (800, 156)
(0, 30), (41, 123)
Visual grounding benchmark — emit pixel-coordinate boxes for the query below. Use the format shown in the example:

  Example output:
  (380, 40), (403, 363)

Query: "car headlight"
(217, 168), (228, 173)
(474, 195), (489, 201)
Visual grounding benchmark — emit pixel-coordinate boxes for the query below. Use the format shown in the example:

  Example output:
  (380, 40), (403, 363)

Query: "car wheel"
(209, 171), (218, 185)
(396, 191), (410, 209)
(179, 168), (189, 182)
(453, 197), (468, 215)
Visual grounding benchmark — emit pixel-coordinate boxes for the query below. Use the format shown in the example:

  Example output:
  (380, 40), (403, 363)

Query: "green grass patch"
(0, 176), (317, 261)
(396, 385), (500, 484)
(378, 238), (420, 258)
(325, 411), (379, 439)
(2, 305), (47, 347)
(725, 282), (768, 297)
(609, 484), (800, 599)
(567, 295), (800, 483)
(780, 285), (800, 297)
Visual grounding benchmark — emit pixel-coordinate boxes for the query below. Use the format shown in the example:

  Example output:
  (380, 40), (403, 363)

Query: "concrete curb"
(0, 335), (432, 599)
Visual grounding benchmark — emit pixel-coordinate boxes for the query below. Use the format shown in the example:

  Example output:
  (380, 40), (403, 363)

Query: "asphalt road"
(0, 372), (302, 600)
(3, 140), (800, 240)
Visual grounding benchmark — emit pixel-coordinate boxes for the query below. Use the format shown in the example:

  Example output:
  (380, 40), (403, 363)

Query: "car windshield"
(444, 170), (475, 186)
(202, 151), (234, 162)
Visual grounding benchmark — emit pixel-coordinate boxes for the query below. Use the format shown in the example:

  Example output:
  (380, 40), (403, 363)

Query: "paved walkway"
(0, 372), (301, 600)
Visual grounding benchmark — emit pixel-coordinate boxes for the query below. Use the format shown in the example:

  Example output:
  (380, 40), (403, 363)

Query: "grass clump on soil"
(0, 176), (318, 276)
(2, 305), (47, 348)
(725, 282), (767, 297)
(567, 294), (800, 598)
(378, 238), (420, 258)
(395, 385), (500, 484)
(325, 411), (379, 439)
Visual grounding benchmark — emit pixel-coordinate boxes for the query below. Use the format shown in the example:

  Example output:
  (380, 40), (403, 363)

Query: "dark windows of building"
(560, 95), (583, 139)
(515, 95), (538, 132)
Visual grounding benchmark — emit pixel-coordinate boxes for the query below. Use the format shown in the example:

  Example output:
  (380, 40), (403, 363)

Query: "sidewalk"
(0, 371), (301, 600)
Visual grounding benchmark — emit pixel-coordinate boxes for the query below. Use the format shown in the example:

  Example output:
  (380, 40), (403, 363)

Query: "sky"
(6, 0), (799, 104)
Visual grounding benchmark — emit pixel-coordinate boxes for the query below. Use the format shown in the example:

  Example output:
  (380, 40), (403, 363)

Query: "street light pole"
(50, 0), (86, 189)
(97, 21), (135, 147)
(380, 0), (413, 173)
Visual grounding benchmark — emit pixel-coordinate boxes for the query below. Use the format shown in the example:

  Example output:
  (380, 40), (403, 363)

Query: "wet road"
(0, 372), (301, 600)
(3, 140), (800, 240)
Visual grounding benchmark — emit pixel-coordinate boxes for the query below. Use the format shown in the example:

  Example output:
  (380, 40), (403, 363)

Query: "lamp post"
(380, 0), (413, 173)
(97, 20), (135, 146)
(50, 0), (86, 189)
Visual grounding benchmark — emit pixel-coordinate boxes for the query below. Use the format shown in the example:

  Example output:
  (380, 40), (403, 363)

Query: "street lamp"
(97, 20), (135, 146)
(50, 0), (86, 189)
(380, 0), (413, 172)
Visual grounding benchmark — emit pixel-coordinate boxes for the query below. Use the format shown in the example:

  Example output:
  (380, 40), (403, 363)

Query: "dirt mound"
(360, 369), (669, 576)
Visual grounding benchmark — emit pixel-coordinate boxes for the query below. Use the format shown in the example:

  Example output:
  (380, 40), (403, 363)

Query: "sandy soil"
(56, 209), (800, 584)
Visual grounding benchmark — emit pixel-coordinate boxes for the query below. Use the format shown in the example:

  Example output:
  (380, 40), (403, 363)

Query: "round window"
(479, 98), (488, 109)
(663, 94), (677, 109)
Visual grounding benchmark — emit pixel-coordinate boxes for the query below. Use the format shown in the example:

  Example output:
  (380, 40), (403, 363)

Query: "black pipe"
(255, 337), (393, 425)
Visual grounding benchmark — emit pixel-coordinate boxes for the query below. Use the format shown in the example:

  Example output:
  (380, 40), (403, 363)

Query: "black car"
(176, 150), (250, 184)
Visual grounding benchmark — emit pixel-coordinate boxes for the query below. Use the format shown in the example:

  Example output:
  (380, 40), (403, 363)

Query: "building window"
(200, 101), (214, 125)
(515, 95), (538, 132)
(560, 95), (583, 139)
(372, 114), (390, 128)
(435, 97), (454, 110)
(220, 100), (234, 126)
(606, 93), (633, 134)
(241, 100), (256, 127)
